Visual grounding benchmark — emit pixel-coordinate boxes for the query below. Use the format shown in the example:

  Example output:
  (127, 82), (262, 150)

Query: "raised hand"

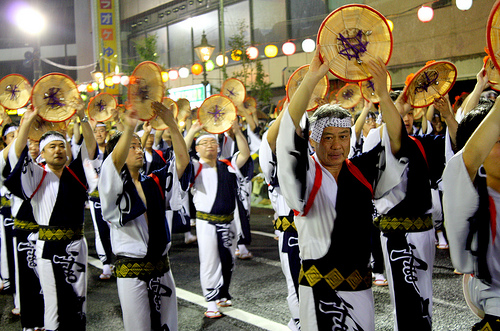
(151, 101), (175, 127)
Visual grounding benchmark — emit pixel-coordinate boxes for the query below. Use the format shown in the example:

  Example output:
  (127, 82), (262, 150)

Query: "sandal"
(12, 307), (20, 315)
(99, 273), (112, 280)
(216, 298), (232, 307)
(204, 310), (222, 319)
(373, 278), (388, 286)
(238, 252), (253, 260)
(437, 243), (449, 249)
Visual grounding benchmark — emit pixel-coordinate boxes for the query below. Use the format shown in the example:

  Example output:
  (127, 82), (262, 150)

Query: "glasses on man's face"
(198, 140), (218, 147)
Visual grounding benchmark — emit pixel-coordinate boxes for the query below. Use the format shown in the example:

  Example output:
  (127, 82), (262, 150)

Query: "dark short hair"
(354, 111), (376, 123)
(456, 100), (494, 151)
(103, 131), (141, 161)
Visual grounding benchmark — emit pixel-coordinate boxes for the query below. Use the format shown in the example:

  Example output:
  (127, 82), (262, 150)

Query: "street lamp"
(194, 31), (215, 99)
(15, 4), (45, 83)
(91, 63), (104, 84)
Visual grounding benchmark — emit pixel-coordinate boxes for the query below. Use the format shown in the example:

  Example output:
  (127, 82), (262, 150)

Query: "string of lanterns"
(77, 0), (474, 94)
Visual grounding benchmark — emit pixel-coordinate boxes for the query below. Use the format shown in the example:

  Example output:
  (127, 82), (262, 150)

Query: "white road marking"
(88, 255), (288, 329)
(251, 230), (277, 238)
(176, 288), (289, 330)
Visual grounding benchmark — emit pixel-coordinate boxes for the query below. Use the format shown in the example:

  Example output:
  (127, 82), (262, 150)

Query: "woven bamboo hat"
(28, 115), (68, 142)
(0, 105), (8, 126)
(197, 94), (237, 134)
(128, 61), (164, 121)
(487, 0), (500, 74)
(336, 83), (363, 109)
(31, 73), (79, 122)
(317, 4), (393, 82)
(87, 92), (116, 122)
(221, 78), (246, 109)
(406, 61), (457, 108)
(360, 71), (392, 104)
(176, 98), (191, 122)
(286, 65), (329, 112)
(462, 274), (485, 319)
(150, 97), (178, 130)
(0, 74), (32, 110)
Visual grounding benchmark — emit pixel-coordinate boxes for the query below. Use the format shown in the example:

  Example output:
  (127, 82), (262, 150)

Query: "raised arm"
(461, 68), (490, 117)
(354, 100), (373, 142)
(183, 120), (204, 148)
(368, 58), (402, 154)
(462, 97), (500, 181)
(232, 119), (250, 169)
(15, 105), (38, 158)
(141, 121), (152, 148)
(434, 95), (458, 146)
(152, 101), (189, 178)
(111, 109), (138, 172)
(288, 47), (330, 131)
(266, 101), (288, 154)
(72, 98), (97, 159)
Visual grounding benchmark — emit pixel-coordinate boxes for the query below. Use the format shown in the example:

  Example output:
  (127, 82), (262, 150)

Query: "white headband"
(96, 123), (107, 128)
(196, 134), (218, 145)
(40, 134), (66, 152)
(310, 116), (352, 143)
(4, 126), (17, 137)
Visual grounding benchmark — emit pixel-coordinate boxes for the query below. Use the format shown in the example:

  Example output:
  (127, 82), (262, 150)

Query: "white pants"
(117, 270), (178, 331)
(381, 229), (435, 331)
(278, 231), (300, 321)
(196, 219), (237, 303)
(299, 286), (375, 331)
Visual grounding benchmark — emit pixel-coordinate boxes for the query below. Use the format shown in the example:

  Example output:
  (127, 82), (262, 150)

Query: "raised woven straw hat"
(28, 115), (68, 142)
(0, 104), (8, 126)
(0, 74), (32, 110)
(150, 97), (178, 130)
(406, 61), (457, 108)
(360, 71), (392, 104)
(221, 78), (246, 109)
(317, 4), (393, 82)
(128, 61), (164, 121)
(286, 65), (329, 112)
(336, 83), (362, 109)
(88, 92), (116, 122)
(32, 73), (79, 122)
(487, 0), (500, 74)
(197, 94), (237, 134)
(176, 98), (191, 122)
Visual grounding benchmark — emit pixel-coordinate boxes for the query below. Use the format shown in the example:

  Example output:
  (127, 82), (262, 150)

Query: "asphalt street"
(0, 206), (479, 330)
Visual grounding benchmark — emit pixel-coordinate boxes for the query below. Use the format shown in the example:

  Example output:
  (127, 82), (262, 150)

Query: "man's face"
(312, 126), (351, 169)
(41, 140), (67, 168)
(28, 139), (40, 160)
(403, 110), (414, 134)
(145, 134), (155, 149)
(363, 117), (376, 135)
(125, 137), (144, 170)
(432, 116), (443, 133)
(3, 132), (14, 145)
(195, 138), (218, 160)
(94, 126), (107, 145)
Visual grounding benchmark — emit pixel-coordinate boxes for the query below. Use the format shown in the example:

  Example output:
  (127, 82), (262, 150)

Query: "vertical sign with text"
(94, 0), (119, 94)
